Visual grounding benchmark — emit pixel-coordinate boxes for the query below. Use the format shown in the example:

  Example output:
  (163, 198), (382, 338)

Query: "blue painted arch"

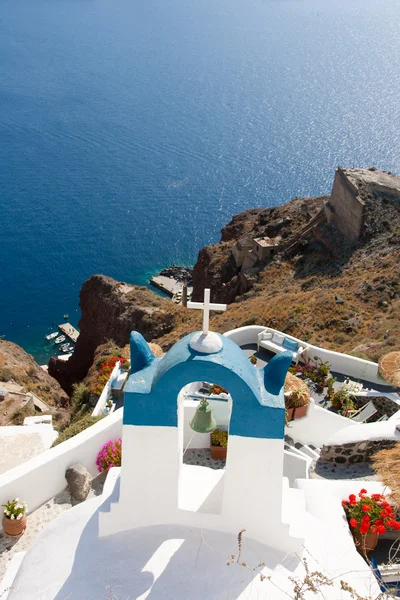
(123, 331), (291, 440)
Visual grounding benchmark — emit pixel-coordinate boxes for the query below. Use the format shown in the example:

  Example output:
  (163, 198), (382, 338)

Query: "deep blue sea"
(0, 0), (399, 363)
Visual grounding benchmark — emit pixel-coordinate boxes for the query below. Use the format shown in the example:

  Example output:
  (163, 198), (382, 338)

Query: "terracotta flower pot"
(353, 529), (379, 554)
(294, 404), (309, 420)
(286, 408), (295, 422)
(210, 445), (227, 460)
(2, 515), (27, 537)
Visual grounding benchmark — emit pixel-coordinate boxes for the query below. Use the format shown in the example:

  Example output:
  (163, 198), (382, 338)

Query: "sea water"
(0, 0), (399, 363)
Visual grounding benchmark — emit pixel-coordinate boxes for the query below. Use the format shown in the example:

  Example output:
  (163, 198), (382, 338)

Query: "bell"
(189, 398), (216, 433)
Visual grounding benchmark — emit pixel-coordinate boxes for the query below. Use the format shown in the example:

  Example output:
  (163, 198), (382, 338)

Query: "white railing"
(0, 409), (123, 513)
(92, 363), (121, 417)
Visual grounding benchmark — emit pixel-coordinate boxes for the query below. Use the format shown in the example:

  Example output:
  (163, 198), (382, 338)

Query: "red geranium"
(342, 489), (400, 537)
(349, 518), (358, 528)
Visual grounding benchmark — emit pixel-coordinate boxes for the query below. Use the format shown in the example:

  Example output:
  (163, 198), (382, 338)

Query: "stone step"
(295, 443), (321, 460)
(285, 442), (313, 461)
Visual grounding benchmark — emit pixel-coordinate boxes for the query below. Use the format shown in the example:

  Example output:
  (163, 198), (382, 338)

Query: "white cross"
(187, 289), (227, 336)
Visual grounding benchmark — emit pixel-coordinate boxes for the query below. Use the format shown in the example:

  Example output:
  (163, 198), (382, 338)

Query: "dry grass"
(372, 442), (400, 509)
(284, 372), (310, 396)
(157, 237), (400, 363)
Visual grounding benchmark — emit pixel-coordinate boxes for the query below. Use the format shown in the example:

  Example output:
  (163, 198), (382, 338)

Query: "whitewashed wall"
(224, 325), (384, 385)
(283, 450), (311, 485)
(303, 345), (382, 385)
(0, 409), (123, 513)
(223, 325), (266, 346)
(286, 399), (352, 447)
(92, 363), (121, 416)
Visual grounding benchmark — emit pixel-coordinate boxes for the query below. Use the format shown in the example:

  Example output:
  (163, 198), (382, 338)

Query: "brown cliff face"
(48, 275), (186, 394)
(0, 340), (68, 407)
(191, 196), (326, 302)
(49, 169), (400, 394)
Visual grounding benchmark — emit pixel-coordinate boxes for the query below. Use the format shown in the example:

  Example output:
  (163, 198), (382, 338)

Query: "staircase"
(284, 434), (321, 462)
(281, 209), (326, 256)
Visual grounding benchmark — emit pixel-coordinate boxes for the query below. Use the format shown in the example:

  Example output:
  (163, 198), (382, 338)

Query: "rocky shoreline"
(156, 265), (193, 285)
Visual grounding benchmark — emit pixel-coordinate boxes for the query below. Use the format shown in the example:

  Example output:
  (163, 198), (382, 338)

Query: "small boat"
(63, 314), (69, 320)
(55, 336), (65, 344)
(45, 332), (58, 341)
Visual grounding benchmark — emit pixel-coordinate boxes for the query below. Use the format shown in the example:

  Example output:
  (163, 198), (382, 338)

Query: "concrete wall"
(0, 409), (123, 513)
(325, 168), (365, 242)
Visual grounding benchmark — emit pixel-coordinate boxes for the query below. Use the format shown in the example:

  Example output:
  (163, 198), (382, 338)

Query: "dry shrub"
(372, 442), (400, 509)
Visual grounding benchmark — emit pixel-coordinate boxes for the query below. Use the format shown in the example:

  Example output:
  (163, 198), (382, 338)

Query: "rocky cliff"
(49, 168), (400, 394)
(48, 275), (191, 394)
(0, 340), (68, 408)
(191, 195), (327, 303)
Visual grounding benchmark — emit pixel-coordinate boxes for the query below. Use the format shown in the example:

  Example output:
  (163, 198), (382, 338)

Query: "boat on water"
(55, 336), (66, 344)
(45, 332), (58, 341)
(60, 343), (74, 353)
(63, 314), (69, 320)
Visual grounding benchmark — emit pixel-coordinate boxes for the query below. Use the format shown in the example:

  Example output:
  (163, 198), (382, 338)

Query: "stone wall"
(321, 438), (396, 465)
(325, 167), (365, 242)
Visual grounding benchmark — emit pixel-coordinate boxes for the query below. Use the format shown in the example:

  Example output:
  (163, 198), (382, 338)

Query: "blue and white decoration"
(100, 306), (304, 553)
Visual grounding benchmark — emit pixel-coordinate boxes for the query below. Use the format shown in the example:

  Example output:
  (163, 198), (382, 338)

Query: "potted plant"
(209, 385), (228, 396)
(2, 498), (28, 536)
(285, 389), (310, 421)
(210, 428), (228, 460)
(249, 355), (257, 365)
(326, 376), (336, 400)
(342, 489), (400, 555)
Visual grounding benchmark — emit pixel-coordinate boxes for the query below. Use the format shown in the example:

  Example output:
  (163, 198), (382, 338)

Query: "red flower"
(360, 525), (369, 535)
(370, 526), (377, 534)
(349, 518), (358, 528)
(362, 504), (372, 513)
(376, 525), (386, 535)
(362, 515), (370, 524)
(393, 522), (400, 530)
(359, 489), (367, 495)
(371, 494), (383, 501)
(349, 494), (357, 505)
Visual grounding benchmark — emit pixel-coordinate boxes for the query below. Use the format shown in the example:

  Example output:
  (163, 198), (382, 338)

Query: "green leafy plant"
(2, 498), (27, 520)
(52, 414), (103, 446)
(120, 359), (130, 372)
(329, 388), (357, 416)
(211, 428), (228, 448)
(339, 395), (357, 417)
(285, 389), (310, 409)
(249, 355), (257, 365)
(290, 358), (331, 389)
(326, 376), (337, 399)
